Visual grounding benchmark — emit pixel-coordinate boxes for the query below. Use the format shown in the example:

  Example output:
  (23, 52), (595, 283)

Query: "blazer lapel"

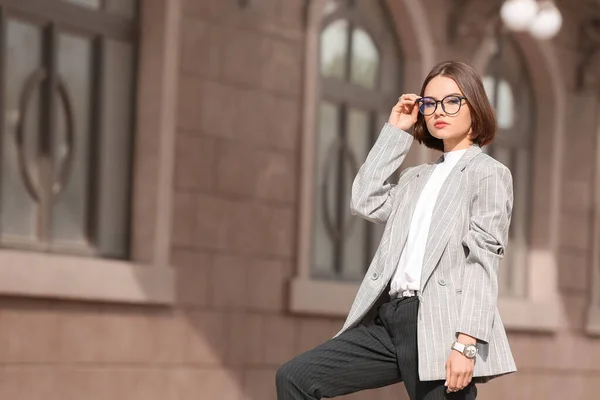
(419, 144), (483, 289)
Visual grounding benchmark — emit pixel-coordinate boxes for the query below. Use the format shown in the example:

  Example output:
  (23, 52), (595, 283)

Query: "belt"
(398, 289), (417, 298)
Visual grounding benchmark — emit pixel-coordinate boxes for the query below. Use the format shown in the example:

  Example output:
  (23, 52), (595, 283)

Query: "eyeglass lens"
(418, 96), (463, 116)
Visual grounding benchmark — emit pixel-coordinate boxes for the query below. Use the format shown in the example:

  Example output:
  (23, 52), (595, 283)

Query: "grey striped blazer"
(336, 123), (517, 382)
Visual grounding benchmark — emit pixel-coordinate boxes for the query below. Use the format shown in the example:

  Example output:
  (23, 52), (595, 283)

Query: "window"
(482, 34), (534, 298)
(311, 0), (402, 281)
(0, 0), (137, 258)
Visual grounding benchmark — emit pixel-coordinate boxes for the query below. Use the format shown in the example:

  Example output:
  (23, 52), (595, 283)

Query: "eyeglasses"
(417, 95), (467, 116)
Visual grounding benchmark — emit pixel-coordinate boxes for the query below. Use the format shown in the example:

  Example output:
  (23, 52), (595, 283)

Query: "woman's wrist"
(456, 333), (477, 345)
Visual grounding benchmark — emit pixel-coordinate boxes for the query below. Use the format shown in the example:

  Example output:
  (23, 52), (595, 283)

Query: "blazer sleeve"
(350, 123), (414, 224)
(456, 164), (514, 343)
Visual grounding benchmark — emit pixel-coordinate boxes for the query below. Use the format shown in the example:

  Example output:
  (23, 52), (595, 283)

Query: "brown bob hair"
(412, 60), (497, 152)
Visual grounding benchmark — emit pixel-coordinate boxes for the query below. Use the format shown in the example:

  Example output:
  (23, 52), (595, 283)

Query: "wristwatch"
(451, 341), (477, 359)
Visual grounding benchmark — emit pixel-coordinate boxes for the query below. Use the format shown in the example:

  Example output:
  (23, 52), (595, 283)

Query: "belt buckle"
(401, 289), (416, 298)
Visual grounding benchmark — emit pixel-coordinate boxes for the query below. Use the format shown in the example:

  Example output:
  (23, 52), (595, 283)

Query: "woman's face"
(421, 75), (473, 151)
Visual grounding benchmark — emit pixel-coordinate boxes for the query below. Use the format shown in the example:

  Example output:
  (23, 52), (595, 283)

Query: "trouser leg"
(386, 296), (477, 400)
(276, 302), (402, 400)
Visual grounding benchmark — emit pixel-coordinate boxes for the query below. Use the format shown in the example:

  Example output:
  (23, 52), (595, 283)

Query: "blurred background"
(0, 0), (597, 398)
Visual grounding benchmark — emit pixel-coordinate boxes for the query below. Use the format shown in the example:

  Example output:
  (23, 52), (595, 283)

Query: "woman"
(276, 60), (516, 400)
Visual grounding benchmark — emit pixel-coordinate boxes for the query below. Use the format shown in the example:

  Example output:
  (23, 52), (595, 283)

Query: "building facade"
(0, 0), (599, 399)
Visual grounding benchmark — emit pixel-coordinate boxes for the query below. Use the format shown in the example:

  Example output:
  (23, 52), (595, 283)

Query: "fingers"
(393, 94), (420, 119)
(410, 100), (420, 119)
(462, 370), (473, 391)
(447, 370), (459, 393)
(395, 94), (419, 106)
(447, 372), (472, 393)
(398, 93), (420, 102)
(445, 363), (472, 393)
(458, 373), (469, 392)
(389, 93), (421, 130)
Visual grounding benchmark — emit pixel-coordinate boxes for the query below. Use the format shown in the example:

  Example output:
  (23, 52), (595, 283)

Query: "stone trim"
(0, 250), (174, 304)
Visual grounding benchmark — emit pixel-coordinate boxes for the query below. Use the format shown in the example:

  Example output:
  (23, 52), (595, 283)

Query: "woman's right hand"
(388, 93), (420, 132)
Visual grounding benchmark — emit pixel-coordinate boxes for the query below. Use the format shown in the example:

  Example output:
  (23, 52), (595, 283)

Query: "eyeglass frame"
(416, 94), (468, 116)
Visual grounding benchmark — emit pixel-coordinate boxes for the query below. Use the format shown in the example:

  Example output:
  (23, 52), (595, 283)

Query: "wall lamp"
(449, 0), (563, 42)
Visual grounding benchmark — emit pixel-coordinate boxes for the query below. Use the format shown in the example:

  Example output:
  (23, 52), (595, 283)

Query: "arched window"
(483, 34), (534, 297)
(311, 0), (401, 281)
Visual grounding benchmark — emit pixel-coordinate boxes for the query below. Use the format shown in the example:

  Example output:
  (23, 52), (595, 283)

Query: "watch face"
(465, 345), (477, 358)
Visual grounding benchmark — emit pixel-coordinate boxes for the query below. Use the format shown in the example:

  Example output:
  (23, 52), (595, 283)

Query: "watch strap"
(451, 341), (466, 353)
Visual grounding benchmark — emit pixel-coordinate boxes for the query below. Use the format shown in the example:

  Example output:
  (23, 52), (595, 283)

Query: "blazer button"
(438, 278), (447, 286)
(371, 272), (379, 280)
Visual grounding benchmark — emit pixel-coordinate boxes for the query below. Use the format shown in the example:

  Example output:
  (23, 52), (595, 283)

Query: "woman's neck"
(443, 135), (472, 152)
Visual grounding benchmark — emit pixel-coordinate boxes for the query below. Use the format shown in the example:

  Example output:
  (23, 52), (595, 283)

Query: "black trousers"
(276, 297), (477, 400)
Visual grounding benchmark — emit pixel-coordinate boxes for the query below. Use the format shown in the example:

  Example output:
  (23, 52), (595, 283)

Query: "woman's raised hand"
(388, 93), (420, 132)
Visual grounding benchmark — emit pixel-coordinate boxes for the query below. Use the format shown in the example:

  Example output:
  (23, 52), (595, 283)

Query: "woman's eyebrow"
(422, 92), (462, 100)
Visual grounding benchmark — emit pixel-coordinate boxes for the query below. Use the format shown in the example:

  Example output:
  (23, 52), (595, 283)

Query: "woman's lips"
(434, 121), (449, 128)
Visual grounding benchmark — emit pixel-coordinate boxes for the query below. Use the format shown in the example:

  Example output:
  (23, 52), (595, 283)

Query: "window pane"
(320, 20), (348, 80)
(497, 81), (515, 130)
(342, 108), (371, 280)
(62, 0), (102, 10)
(483, 77), (495, 102)
(483, 76), (515, 130)
(1, 19), (44, 241)
(51, 32), (94, 246)
(350, 28), (379, 89)
(94, 39), (134, 258)
(312, 101), (339, 278)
